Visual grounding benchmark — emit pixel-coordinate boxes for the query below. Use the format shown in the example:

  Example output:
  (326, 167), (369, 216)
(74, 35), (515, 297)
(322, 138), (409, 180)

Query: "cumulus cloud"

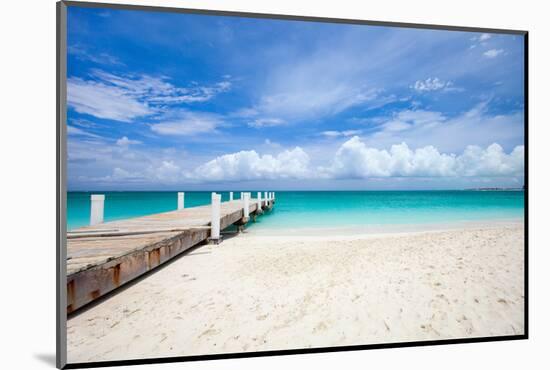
(322, 136), (524, 178)
(70, 134), (524, 188)
(67, 70), (231, 122)
(483, 49), (504, 58)
(191, 147), (311, 182)
(357, 102), (524, 153)
(455, 143), (524, 176)
(184, 138), (523, 183)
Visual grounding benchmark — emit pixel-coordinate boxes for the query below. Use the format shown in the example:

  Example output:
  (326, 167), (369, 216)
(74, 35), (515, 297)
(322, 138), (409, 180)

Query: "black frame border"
(56, 1), (529, 369)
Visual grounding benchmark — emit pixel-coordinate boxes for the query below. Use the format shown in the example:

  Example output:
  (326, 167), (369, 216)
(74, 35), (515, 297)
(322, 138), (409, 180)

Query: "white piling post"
(264, 191), (268, 203)
(257, 191), (262, 210)
(211, 193), (221, 241)
(243, 192), (250, 219)
(273, 191), (276, 200)
(229, 191), (233, 201)
(90, 194), (105, 226)
(177, 192), (185, 210)
(240, 192), (244, 199)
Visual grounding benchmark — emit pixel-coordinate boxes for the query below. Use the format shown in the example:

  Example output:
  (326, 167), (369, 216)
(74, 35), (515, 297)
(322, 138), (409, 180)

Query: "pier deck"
(66, 197), (274, 313)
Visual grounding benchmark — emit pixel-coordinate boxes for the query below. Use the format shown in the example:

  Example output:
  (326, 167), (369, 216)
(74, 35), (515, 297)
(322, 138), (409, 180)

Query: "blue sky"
(66, 6), (525, 191)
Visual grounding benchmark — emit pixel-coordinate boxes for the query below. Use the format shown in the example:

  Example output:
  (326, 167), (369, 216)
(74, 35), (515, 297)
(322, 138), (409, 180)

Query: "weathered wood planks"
(66, 198), (274, 313)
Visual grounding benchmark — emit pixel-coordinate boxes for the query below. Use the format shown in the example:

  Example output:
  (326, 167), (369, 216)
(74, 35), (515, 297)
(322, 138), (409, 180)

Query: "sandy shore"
(67, 223), (525, 363)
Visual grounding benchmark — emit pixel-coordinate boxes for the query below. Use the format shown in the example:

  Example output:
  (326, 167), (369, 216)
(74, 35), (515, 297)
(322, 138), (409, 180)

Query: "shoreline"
(67, 222), (524, 363)
(246, 218), (524, 238)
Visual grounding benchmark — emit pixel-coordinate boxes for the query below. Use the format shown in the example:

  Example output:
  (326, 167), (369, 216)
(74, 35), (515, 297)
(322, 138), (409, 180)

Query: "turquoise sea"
(67, 191), (524, 231)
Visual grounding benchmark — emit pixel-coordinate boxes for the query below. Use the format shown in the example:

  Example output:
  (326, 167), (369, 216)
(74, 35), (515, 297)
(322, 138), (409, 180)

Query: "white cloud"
(322, 137), (524, 178)
(111, 167), (142, 180)
(68, 136), (191, 186)
(321, 130), (362, 138)
(67, 77), (152, 122)
(254, 85), (386, 123)
(242, 33), (414, 123)
(483, 49), (504, 58)
(150, 111), (223, 136)
(455, 143), (524, 176)
(153, 161), (181, 182)
(67, 70), (231, 122)
(264, 138), (282, 149)
(191, 147), (311, 182)
(116, 136), (142, 146)
(479, 33), (492, 42)
(67, 125), (101, 138)
(186, 138), (523, 183)
(412, 77), (445, 91)
(411, 77), (461, 92)
(69, 133), (524, 187)
(358, 102), (524, 153)
(68, 45), (123, 65)
(470, 33), (491, 44)
(248, 118), (286, 128)
(377, 110), (446, 133)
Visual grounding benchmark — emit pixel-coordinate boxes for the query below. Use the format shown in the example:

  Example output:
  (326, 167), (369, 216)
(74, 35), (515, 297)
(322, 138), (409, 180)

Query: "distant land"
(465, 186), (525, 191)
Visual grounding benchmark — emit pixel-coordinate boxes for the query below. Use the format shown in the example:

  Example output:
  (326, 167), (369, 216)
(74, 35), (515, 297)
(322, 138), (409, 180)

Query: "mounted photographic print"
(56, 1), (527, 368)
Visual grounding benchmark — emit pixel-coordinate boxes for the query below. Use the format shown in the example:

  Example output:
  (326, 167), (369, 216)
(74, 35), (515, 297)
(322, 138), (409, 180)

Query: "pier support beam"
(177, 192), (185, 210)
(229, 191), (233, 201)
(90, 194), (105, 226)
(209, 193), (221, 244)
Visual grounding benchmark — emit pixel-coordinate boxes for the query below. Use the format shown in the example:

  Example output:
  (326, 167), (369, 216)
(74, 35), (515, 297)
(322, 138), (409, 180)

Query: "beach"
(67, 222), (524, 363)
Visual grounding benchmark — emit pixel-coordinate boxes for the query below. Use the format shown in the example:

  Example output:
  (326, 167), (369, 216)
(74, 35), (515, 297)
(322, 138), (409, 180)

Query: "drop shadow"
(34, 353), (56, 367)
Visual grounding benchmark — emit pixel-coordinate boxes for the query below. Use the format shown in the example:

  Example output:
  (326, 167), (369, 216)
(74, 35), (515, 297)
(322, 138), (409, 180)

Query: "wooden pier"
(66, 192), (275, 313)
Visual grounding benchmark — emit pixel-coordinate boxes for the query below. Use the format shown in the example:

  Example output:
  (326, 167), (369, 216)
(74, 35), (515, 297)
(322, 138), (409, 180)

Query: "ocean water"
(67, 191), (524, 231)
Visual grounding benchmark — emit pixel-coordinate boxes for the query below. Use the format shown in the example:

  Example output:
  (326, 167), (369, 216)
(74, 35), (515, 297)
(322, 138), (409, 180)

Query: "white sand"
(67, 223), (525, 363)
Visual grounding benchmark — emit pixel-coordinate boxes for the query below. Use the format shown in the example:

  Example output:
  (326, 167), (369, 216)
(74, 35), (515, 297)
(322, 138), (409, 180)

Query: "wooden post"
(264, 191), (268, 202)
(240, 192), (244, 199)
(90, 194), (105, 226)
(257, 191), (263, 213)
(229, 191), (233, 201)
(273, 191), (276, 200)
(243, 192), (250, 219)
(210, 193), (221, 242)
(177, 192), (185, 210)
